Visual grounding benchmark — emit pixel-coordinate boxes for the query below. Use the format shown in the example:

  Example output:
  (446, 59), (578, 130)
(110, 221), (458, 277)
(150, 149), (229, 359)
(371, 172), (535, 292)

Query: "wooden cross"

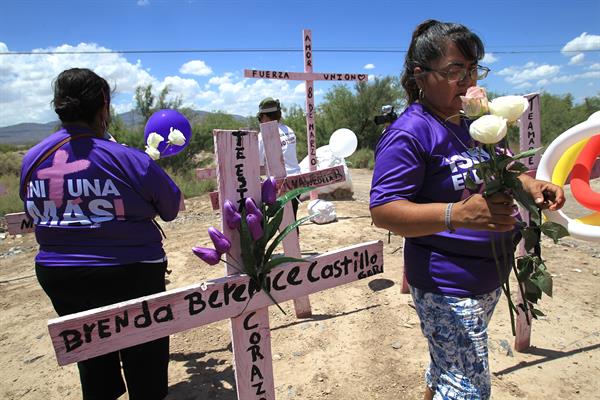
(46, 128), (384, 400)
(244, 29), (368, 199)
(514, 93), (542, 352)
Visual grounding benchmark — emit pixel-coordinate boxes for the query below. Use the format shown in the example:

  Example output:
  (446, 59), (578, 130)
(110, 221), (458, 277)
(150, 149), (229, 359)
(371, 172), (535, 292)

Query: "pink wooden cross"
(46, 128), (384, 400)
(244, 29), (368, 199)
(514, 93), (542, 352)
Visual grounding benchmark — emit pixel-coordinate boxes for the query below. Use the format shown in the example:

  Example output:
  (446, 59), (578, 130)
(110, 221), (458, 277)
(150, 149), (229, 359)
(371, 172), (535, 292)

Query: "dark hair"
(401, 20), (485, 103)
(52, 68), (110, 124)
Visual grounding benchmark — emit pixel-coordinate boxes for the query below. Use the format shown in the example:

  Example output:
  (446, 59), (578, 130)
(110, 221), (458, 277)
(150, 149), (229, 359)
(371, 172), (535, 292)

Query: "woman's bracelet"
(444, 203), (455, 233)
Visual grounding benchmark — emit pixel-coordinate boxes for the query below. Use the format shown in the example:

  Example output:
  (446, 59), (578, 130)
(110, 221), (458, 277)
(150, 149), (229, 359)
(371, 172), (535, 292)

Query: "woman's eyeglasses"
(420, 65), (490, 83)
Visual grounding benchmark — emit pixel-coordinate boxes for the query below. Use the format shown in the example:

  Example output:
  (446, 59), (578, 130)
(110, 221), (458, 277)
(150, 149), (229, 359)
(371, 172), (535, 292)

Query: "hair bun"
(55, 96), (83, 121)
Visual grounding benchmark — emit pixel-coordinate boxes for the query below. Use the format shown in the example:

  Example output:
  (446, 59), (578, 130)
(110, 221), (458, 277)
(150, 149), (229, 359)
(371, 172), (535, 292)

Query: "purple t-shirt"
(20, 127), (181, 266)
(370, 103), (512, 297)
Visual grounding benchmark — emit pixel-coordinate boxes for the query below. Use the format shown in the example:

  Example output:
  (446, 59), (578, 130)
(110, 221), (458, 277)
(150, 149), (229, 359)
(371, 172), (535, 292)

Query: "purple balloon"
(143, 109), (192, 157)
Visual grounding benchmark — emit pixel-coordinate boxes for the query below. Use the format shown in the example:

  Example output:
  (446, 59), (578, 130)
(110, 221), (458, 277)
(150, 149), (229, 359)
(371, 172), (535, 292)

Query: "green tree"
(318, 76), (405, 150)
(134, 84), (183, 123)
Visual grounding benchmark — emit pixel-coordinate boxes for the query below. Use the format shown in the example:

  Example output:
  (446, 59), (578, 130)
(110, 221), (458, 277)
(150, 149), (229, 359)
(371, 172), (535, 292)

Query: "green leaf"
(495, 154), (514, 171)
(264, 205), (285, 244)
(264, 215), (312, 263)
(512, 186), (539, 216)
(531, 308), (546, 317)
(521, 228), (539, 253)
(264, 256), (307, 272)
(516, 256), (534, 281)
(540, 221), (570, 243)
(507, 161), (529, 174)
(464, 174), (479, 191)
(530, 270), (553, 297)
(239, 208), (256, 276)
(511, 147), (543, 161)
(524, 280), (542, 303)
(483, 179), (503, 197)
(266, 202), (281, 218)
(277, 187), (313, 208)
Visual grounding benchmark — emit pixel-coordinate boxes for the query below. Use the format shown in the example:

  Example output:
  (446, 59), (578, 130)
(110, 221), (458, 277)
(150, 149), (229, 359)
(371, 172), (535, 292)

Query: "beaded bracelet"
(444, 203), (455, 233)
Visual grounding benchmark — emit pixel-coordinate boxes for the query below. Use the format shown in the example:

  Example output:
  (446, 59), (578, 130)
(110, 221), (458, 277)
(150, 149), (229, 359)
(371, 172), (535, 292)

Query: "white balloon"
(329, 128), (358, 158)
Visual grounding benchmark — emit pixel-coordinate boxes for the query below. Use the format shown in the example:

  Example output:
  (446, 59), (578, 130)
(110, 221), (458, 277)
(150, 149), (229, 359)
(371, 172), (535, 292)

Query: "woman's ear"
(413, 67), (424, 84)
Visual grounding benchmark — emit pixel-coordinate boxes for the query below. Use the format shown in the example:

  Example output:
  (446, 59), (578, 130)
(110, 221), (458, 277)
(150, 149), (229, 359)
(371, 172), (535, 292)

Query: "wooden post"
(515, 93), (541, 352)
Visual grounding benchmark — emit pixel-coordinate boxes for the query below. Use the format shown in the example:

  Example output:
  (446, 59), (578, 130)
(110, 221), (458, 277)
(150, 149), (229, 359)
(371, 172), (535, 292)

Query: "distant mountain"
(0, 121), (59, 145)
(0, 109), (249, 145)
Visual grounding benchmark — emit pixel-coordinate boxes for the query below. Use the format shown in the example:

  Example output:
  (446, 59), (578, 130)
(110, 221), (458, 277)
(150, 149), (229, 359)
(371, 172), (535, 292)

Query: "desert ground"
(1, 169), (599, 400)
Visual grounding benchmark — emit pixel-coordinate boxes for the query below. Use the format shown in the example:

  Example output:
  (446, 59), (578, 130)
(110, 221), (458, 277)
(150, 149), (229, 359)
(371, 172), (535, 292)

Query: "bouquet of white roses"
(192, 178), (312, 314)
(460, 87), (568, 335)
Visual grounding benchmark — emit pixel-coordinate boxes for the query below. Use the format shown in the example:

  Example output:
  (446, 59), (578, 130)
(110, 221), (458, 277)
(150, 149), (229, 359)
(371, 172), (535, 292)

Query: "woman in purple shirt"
(370, 21), (564, 400)
(20, 68), (181, 400)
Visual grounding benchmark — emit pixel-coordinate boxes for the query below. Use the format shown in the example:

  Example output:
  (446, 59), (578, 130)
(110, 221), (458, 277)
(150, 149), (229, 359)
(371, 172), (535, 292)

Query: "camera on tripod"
(374, 105), (398, 125)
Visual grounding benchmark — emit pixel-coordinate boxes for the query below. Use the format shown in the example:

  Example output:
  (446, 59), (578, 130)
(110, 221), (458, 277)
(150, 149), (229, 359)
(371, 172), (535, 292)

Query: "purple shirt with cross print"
(369, 103), (513, 297)
(20, 127), (181, 266)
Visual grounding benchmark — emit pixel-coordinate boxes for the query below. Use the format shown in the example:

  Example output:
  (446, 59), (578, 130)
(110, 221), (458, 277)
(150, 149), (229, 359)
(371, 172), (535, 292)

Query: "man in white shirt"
(257, 97), (301, 218)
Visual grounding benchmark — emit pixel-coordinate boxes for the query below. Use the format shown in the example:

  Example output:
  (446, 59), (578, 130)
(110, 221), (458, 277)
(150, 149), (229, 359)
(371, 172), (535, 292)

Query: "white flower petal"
(146, 132), (165, 148)
(168, 127), (186, 146)
(469, 115), (507, 144)
(489, 96), (529, 123)
(145, 146), (161, 160)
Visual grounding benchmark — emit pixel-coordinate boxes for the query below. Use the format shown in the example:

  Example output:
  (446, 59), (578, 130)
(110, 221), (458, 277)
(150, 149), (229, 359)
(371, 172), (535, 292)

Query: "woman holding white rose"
(20, 68), (181, 400)
(369, 20), (564, 400)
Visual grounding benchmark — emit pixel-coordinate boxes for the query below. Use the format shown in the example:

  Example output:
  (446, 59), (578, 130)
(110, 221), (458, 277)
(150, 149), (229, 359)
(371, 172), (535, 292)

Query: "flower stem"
(491, 237), (516, 336)
(220, 258), (243, 274)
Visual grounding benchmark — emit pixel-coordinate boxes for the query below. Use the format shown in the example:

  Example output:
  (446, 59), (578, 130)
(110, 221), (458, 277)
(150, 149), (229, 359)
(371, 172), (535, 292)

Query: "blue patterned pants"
(410, 286), (501, 400)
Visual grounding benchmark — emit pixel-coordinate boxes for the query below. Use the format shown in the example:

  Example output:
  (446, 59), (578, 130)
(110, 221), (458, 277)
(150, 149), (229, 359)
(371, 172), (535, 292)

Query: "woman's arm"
(371, 193), (517, 238)
(517, 173), (566, 211)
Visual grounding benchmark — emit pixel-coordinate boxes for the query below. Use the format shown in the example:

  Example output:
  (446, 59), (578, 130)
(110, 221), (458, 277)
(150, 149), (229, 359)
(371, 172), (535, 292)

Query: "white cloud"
(0, 42), (350, 126)
(363, 63), (375, 70)
(514, 82), (533, 90)
(588, 63), (600, 70)
(482, 53), (498, 64)
(137, 0), (150, 6)
(208, 72), (234, 85)
(536, 70), (600, 86)
(179, 60), (213, 76)
(497, 62), (560, 85)
(562, 32), (600, 54)
(0, 42), (156, 126)
(568, 53), (585, 65)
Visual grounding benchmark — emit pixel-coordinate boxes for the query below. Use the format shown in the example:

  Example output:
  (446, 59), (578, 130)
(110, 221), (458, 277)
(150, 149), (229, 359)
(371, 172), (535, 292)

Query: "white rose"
(469, 115), (508, 144)
(145, 146), (161, 160)
(167, 127), (186, 146)
(146, 132), (164, 148)
(489, 96), (529, 123)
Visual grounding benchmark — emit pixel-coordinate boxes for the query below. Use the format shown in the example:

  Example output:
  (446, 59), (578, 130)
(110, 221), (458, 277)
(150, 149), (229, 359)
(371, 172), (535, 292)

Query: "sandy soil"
(1, 169), (599, 400)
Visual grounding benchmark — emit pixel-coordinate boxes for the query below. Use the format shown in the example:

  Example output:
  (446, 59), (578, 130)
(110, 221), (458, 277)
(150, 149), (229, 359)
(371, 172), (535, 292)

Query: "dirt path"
(1, 169), (599, 399)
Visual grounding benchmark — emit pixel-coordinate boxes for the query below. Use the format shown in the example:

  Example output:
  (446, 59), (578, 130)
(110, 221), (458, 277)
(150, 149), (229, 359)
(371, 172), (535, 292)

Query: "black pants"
(36, 261), (169, 400)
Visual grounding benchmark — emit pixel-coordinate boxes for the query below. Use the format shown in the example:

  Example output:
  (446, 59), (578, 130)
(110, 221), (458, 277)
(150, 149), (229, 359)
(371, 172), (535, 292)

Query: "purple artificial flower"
(261, 177), (277, 205)
(245, 197), (263, 220)
(223, 200), (241, 230)
(208, 227), (231, 254)
(192, 247), (221, 265)
(246, 213), (264, 241)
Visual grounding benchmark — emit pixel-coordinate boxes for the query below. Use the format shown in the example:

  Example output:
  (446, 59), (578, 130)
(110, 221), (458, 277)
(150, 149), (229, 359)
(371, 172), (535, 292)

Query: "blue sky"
(1, 0), (599, 127)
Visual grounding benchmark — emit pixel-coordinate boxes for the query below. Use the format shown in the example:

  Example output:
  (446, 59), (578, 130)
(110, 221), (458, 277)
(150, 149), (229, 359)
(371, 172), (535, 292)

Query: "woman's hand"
(453, 193), (517, 232)
(518, 174), (566, 211)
